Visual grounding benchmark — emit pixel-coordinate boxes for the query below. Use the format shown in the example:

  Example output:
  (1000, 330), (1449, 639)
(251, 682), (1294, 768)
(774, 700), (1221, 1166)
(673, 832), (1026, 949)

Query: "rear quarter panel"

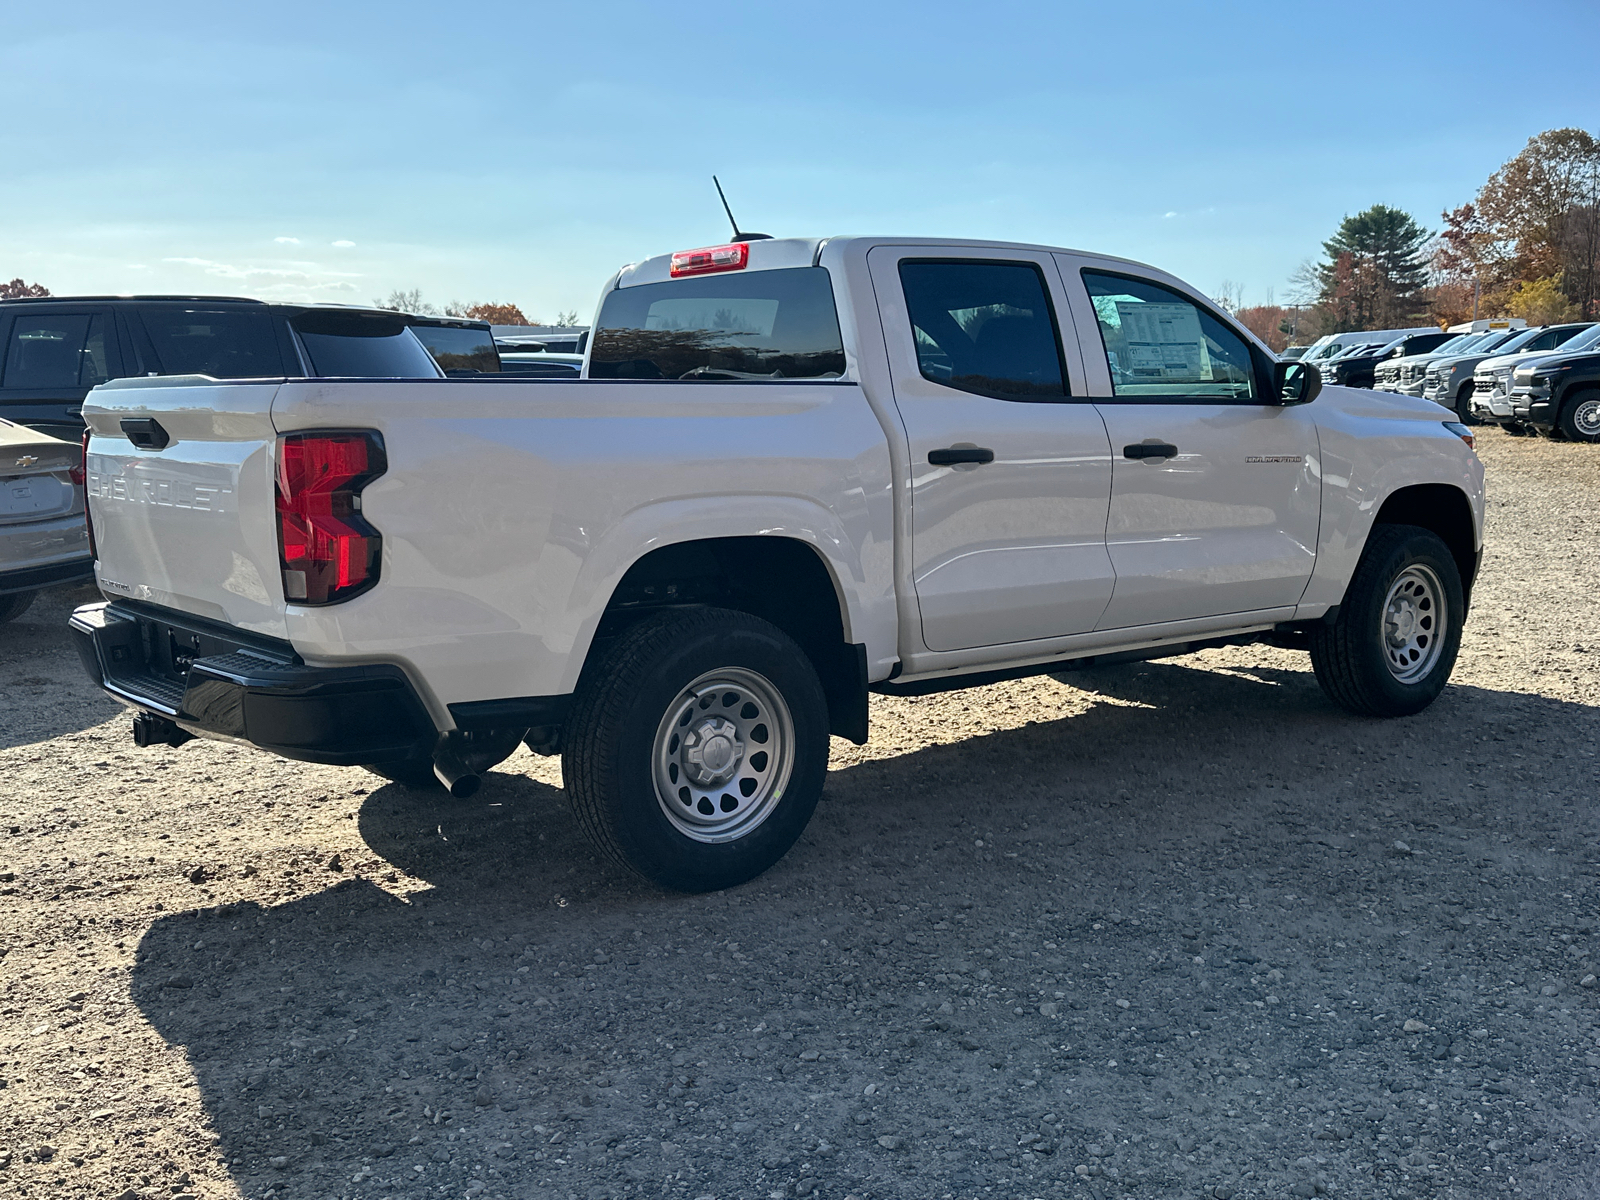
(270, 380), (895, 716)
(1298, 386), (1485, 615)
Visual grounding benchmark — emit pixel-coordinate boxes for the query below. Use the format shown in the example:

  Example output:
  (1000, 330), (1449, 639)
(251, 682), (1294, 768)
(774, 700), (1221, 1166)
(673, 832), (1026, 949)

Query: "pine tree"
(1314, 205), (1432, 330)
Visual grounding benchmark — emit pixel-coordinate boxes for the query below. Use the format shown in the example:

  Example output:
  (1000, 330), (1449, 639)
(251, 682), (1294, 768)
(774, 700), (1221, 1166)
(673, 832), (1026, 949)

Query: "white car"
(1, 418), (91, 623)
(70, 236), (1485, 890)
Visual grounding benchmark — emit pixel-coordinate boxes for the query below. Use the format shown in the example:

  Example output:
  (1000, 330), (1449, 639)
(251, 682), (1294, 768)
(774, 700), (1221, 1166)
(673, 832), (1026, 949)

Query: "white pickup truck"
(71, 236), (1484, 891)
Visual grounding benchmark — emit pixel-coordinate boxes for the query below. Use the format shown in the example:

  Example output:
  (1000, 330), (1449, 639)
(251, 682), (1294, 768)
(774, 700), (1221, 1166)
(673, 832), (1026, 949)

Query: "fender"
(557, 492), (899, 695)
(1297, 393), (1484, 617)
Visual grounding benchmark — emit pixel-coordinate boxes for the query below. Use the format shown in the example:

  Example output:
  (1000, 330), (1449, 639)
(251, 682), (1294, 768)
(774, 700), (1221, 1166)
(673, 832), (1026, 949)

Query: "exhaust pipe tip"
(434, 765), (481, 799)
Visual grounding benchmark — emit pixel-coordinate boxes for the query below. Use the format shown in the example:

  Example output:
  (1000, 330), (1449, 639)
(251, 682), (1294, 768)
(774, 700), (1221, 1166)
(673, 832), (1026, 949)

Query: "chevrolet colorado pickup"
(70, 236), (1485, 891)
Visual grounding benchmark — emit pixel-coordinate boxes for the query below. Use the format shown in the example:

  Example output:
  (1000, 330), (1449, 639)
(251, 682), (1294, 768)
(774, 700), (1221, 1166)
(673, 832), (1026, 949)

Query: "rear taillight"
(669, 242), (749, 277)
(274, 431), (386, 605)
(77, 427), (96, 561)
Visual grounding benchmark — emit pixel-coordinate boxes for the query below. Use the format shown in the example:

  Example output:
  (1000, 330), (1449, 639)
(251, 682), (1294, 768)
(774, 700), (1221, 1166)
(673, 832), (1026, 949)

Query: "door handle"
(928, 446), (995, 466)
(1123, 442), (1178, 460)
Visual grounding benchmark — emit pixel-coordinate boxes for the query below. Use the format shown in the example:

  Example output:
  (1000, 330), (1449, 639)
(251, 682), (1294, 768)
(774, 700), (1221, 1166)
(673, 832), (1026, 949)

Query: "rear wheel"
(563, 607), (829, 892)
(1310, 524), (1464, 718)
(0, 591), (37, 624)
(1558, 390), (1600, 443)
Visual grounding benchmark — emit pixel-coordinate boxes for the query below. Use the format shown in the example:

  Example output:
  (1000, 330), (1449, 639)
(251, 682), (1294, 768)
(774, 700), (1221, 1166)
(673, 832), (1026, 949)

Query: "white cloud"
(1164, 212), (1178, 219)
(314, 281), (359, 292)
(275, 236), (300, 244)
(162, 256), (313, 281)
(331, 240), (356, 248)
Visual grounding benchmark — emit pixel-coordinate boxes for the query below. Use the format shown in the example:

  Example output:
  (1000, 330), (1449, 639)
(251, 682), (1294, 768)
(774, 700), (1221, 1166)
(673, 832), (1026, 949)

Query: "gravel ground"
(2, 428), (1598, 1200)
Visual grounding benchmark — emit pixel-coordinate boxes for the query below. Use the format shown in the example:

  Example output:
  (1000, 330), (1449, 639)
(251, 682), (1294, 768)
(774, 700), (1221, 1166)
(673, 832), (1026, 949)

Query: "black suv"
(0, 297), (499, 440)
(1320, 330), (1456, 390)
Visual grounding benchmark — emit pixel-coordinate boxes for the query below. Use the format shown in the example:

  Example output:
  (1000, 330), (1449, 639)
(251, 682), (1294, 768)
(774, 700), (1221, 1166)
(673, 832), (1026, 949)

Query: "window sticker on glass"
(1113, 302), (1206, 382)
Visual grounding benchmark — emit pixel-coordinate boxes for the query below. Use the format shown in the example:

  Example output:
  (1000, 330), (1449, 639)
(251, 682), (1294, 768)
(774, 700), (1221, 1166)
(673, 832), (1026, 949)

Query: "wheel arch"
(585, 535), (869, 745)
(1370, 483), (1479, 608)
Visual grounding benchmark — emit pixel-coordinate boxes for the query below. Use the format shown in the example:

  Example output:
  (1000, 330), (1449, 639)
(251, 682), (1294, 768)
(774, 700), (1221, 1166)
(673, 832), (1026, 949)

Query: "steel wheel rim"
(1573, 398), (1600, 437)
(1381, 564), (1446, 684)
(651, 667), (794, 844)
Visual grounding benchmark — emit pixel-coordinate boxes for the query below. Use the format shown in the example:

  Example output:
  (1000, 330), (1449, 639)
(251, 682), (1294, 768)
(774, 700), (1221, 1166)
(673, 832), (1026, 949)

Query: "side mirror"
(1275, 360), (1322, 406)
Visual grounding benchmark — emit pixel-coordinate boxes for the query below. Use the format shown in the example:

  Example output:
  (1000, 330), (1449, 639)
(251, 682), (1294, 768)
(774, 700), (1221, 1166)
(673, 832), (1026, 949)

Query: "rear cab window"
(588, 267), (845, 380)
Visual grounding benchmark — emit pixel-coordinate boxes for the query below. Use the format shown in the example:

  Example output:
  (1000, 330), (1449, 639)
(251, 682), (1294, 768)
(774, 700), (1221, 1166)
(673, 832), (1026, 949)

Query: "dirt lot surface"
(2, 429), (1598, 1200)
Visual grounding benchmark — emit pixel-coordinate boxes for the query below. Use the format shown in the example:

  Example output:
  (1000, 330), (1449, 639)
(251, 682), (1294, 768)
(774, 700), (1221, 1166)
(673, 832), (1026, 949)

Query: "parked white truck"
(71, 236), (1484, 891)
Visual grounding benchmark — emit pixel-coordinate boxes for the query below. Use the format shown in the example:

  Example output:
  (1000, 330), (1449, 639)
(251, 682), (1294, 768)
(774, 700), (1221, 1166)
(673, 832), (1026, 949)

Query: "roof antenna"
(713, 176), (771, 242)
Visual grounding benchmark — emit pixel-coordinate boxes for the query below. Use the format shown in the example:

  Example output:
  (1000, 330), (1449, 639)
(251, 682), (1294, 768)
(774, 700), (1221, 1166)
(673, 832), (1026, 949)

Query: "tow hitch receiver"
(131, 712), (193, 748)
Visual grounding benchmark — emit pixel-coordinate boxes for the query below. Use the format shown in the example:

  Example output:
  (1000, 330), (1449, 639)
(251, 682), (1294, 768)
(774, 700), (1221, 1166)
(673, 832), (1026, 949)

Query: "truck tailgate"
(83, 377), (288, 638)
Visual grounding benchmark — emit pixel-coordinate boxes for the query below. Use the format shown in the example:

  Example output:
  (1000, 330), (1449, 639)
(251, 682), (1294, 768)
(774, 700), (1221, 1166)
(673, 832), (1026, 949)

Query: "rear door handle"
(1123, 442), (1178, 460)
(928, 446), (995, 466)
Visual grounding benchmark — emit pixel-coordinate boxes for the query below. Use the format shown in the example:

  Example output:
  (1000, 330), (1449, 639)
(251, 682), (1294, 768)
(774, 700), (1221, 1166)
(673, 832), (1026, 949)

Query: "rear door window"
(410, 324), (500, 374)
(3, 313), (112, 388)
(289, 311), (442, 378)
(137, 308), (284, 378)
(589, 266), (845, 380)
(898, 260), (1068, 400)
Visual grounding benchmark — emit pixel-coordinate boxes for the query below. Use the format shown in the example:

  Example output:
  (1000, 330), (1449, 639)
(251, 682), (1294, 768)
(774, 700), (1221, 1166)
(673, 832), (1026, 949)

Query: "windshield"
(1441, 332), (1500, 355)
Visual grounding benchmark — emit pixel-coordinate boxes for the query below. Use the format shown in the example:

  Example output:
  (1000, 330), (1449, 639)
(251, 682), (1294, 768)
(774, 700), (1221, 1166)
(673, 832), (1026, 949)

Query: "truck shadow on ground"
(129, 662), (1600, 1200)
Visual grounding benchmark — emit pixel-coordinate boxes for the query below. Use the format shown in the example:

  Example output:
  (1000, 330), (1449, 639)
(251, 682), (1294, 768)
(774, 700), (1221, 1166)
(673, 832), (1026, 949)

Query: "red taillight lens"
(77, 427), (97, 561)
(274, 431), (386, 605)
(669, 242), (749, 277)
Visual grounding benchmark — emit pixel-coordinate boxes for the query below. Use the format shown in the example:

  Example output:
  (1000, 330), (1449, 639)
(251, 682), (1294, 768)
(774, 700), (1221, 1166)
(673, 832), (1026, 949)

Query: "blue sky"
(4, 0), (1597, 321)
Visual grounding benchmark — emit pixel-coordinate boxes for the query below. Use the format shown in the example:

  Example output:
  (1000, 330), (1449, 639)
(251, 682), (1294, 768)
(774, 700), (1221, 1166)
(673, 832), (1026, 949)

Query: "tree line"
(1232, 127), (1600, 351)
(371, 290), (580, 327)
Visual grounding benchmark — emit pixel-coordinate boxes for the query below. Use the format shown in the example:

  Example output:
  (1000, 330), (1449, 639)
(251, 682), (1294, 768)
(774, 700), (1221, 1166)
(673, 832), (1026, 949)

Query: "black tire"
(563, 607), (829, 892)
(0, 591), (37, 624)
(1557, 389), (1600, 443)
(1454, 383), (1480, 425)
(1310, 524), (1464, 718)
(360, 728), (527, 791)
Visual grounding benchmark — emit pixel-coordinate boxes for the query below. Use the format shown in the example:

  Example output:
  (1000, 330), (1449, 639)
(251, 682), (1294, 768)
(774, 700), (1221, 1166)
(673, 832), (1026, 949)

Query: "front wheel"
(1558, 390), (1600, 443)
(1454, 383), (1480, 425)
(562, 607), (829, 892)
(1310, 525), (1464, 717)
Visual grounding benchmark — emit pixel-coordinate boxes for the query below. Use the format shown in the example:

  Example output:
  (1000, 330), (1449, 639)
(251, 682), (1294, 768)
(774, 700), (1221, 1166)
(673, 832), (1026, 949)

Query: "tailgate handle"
(121, 417), (171, 451)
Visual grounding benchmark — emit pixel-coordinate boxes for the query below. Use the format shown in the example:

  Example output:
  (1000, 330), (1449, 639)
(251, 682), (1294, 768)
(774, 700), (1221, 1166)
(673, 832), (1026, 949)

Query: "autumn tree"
(1, 278), (50, 299)
(1471, 128), (1600, 319)
(444, 301), (529, 325)
(1234, 305), (1296, 353)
